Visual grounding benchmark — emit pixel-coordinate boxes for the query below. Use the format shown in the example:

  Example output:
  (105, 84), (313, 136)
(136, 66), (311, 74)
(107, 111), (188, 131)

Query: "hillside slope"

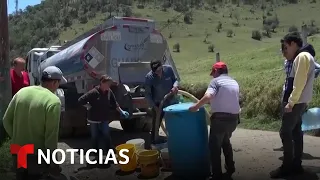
(8, 0), (320, 126)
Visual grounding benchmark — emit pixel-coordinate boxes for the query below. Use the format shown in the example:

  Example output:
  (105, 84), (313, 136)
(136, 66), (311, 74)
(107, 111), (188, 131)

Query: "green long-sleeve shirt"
(2, 86), (61, 151)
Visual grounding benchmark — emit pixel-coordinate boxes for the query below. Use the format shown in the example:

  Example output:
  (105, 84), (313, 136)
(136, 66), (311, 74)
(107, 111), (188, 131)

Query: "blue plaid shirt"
(284, 59), (293, 91)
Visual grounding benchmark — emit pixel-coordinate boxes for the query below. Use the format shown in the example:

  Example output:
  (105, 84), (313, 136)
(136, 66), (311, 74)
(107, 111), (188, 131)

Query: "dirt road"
(57, 121), (320, 180)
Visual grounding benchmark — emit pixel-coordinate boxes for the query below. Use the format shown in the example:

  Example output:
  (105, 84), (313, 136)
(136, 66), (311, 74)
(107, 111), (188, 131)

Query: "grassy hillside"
(7, 0), (320, 130)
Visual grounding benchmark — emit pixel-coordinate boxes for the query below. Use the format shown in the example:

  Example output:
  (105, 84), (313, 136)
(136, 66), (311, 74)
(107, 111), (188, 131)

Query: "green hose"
(154, 90), (211, 138)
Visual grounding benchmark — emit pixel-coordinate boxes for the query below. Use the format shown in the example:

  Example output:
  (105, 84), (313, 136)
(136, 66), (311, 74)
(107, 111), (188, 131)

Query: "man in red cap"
(189, 61), (240, 180)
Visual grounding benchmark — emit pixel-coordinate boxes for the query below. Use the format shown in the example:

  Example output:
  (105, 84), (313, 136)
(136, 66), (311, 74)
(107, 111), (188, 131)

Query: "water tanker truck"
(25, 17), (180, 137)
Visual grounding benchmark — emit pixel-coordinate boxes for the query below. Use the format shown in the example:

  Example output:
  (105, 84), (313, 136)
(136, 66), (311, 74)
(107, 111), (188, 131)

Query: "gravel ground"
(55, 121), (320, 180)
(3, 121), (319, 180)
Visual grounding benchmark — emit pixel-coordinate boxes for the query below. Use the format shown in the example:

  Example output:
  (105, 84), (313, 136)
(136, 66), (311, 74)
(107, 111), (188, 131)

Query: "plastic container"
(160, 148), (171, 169)
(115, 144), (137, 172)
(163, 102), (210, 179)
(137, 150), (160, 178)
(126, 138), (145, 154)
(302, 107), (320, 131)
(151, 142), (168, 151)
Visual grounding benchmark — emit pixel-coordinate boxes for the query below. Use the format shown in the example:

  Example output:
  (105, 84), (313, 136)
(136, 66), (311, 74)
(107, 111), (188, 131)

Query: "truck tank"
(61, 16), (156, 50)
(39, 24), (180, 84)
(39, 21), (180, 135)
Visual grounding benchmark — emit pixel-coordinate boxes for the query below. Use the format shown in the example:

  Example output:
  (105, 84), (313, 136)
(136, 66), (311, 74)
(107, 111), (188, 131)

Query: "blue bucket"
(163, 102), (210, 179)
(302, 107), (320, 131)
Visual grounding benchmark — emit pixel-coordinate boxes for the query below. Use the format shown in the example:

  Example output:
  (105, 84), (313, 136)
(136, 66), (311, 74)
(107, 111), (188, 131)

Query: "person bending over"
(145, 59), (179, 144)
(78, 75), (129, 166)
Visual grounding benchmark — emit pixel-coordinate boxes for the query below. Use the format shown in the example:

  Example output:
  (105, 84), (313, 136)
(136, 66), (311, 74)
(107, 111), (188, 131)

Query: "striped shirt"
(205, 74), (240, 114)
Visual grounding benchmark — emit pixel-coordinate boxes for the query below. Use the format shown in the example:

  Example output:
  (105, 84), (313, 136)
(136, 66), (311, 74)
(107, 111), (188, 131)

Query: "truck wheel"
(59, 127), (74, 139)
(73, 126), (90, 137)
(120, 117), (152, 133)
(59, 112), (73, 139)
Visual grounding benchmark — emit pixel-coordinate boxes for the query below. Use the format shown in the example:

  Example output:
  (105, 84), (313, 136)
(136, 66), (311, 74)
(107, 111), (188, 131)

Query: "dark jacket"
(145, 65), (179, 107)
(78, 86), (119, 122)
(283, 44), (315, 103)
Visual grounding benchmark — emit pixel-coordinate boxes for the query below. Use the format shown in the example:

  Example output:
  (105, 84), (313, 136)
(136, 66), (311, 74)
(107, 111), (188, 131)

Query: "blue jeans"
(90, 121), (113, 156)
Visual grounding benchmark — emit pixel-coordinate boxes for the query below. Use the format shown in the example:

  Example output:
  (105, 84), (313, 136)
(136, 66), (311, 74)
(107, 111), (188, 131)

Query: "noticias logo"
(11, 144), (130, 168)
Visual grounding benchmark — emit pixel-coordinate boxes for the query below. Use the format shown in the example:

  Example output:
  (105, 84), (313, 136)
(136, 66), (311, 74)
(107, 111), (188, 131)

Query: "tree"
(233, 11), (240, 26)
(227, 29), (233, 37)
(216, 21), (222, 32)
(122, 6), (133, 17)
(206, 0), (216, 6)
(271, 15), (279, 32)
(184, 12), (193, 24)
(263, 15), (279, 32)
(288, 25), (298, 32)
(208, 44), (215, 52)
(263, 25), (272, 37)
(63, 16), (72, 27)
(173, 43), (180, 52)
(252, 30), (262, 40)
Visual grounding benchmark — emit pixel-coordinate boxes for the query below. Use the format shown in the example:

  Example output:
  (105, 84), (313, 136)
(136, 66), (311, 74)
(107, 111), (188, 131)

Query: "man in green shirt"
(3, 66), (67, 180)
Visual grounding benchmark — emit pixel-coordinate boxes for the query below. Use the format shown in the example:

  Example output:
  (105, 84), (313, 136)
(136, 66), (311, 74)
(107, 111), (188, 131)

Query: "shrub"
(184, 14), (192, 24)
(173, 43), (180, 52)
(288, 25), (298, 32)
(241, 81), (283, 120)
(179, 83), (207, 100)
(306, 26), (319, 36)
(179, 77), (286, 122)
(216, 21), (222, 32)
(122, 7), (133, 17)
(162, 1), (171, 8)
(252, 30), (262, 40)
(208, 44), (215, 52)
(87, 11), (96, 19)
(137, 4), (144, 9)
(62, 16), (72, 27)
(78, 15), (88, 24)
(227, 29), (233, 37)
(173, 2), (189, 12)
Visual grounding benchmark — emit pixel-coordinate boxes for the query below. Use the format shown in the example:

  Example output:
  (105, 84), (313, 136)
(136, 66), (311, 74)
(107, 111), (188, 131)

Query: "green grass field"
(58, 1), (320, 130)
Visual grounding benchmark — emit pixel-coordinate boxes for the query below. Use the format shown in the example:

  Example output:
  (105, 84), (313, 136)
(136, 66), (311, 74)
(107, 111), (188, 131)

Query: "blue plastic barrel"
(163, 102), (210, 179)
(302, 107), (320, 131)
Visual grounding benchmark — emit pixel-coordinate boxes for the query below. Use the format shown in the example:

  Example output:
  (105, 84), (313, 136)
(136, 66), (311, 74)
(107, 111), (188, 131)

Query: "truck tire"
(59, 127), (74, 139)
(73, 126), (90, 137)
(59, 112), (73, 139)
(120, 116), (152, 133)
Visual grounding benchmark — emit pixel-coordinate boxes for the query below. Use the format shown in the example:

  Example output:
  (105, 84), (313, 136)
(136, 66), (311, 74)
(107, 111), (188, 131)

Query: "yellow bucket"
(115, 144), (137, 172)
(137, 150), (160, 178)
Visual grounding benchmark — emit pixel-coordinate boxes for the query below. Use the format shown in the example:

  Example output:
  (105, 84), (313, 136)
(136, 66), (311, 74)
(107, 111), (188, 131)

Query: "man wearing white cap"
(3, 66), (67, 180)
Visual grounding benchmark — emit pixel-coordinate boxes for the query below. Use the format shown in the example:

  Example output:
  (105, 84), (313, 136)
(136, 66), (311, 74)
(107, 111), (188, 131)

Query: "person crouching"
(78, 75), (129, 166)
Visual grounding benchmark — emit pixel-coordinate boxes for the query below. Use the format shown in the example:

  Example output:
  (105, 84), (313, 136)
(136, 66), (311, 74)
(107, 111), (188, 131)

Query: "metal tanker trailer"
(35, 17), (180, 136)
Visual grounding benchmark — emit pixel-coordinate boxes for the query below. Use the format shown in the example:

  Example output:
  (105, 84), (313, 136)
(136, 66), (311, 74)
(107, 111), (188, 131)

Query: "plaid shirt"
(283, 59), (293, 91)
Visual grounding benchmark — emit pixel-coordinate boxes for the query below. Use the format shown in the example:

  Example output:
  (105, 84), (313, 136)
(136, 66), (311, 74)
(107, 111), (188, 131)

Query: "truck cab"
(25, 46), (61, 85)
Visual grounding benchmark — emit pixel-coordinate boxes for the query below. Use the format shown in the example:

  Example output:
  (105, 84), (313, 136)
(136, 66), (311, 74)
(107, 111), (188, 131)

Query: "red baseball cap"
(210, 61), (227, 75)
